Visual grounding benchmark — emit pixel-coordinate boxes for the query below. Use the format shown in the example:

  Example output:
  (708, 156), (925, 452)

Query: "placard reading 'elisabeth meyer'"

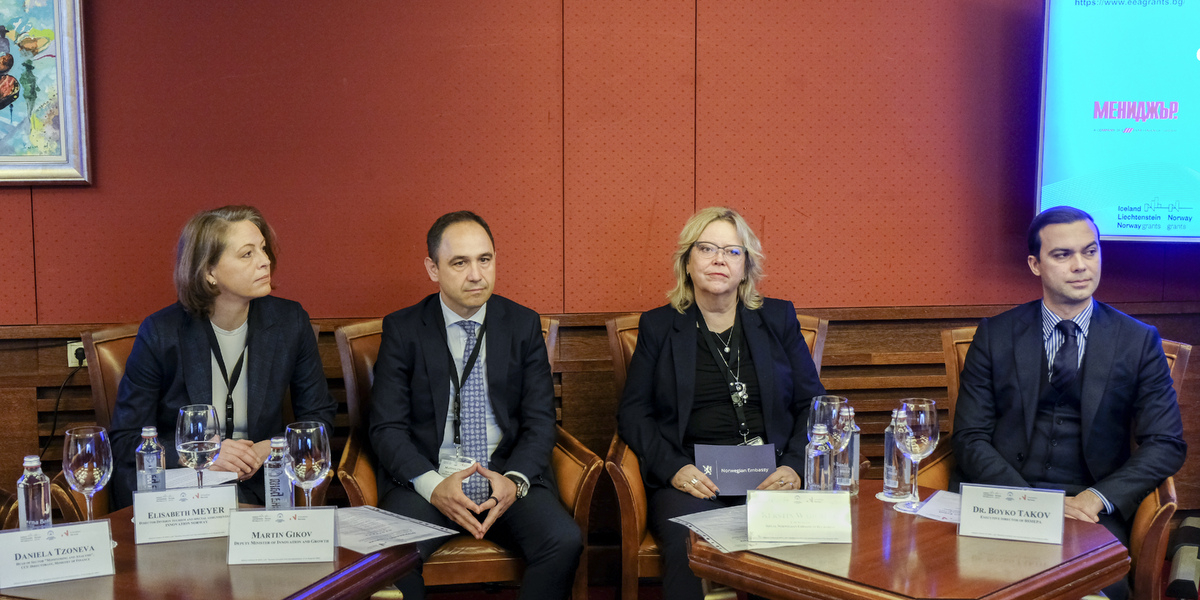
(227, 507), (337, 565)
(134, 484), (237, 544)
(0, 521), (115, 589)
(958, 483), (1064, 545)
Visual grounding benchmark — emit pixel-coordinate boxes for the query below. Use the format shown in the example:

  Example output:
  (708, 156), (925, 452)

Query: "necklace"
(712, 327), (734, 354)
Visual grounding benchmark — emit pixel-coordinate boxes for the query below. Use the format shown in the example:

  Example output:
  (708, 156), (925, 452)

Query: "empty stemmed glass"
(893, 398), (939, 514)
(63, 426), (113, 521)
(176, 404), (222, 487)
(284, 421), (331, 508)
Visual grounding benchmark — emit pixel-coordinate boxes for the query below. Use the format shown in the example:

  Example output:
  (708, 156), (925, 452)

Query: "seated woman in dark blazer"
(617, 206), (825, 600)
(108, 205), (337, 508)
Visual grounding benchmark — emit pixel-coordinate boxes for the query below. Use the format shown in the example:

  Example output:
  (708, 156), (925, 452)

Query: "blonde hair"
(174, 205), (277, 318)
(666, 207), (764, 313)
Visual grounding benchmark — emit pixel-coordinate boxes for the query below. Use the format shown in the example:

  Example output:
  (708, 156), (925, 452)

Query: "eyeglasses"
(692, 242), (747, 260)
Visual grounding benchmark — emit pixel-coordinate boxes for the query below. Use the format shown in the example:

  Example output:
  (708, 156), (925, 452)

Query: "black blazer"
(952, 300), (1186, 518)
(617, 298), (825, 489)
(368, 294), (558, 498)
(109, 295), (337, 508)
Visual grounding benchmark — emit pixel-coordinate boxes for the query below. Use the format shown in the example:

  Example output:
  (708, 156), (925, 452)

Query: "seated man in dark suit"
(952, 206), (1186, 599)
(368, 211), (581, 600)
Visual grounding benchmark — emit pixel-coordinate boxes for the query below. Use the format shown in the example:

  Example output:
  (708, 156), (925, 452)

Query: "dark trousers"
(648, 486), (745, 600)
(379, 483), (582, 600)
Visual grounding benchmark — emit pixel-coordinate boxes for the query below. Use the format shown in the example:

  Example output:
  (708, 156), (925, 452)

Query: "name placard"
(134, 485), (238, 544)
(746, 490), (852, 543)
(227, 507), (336, 565)
(0, 521), (115, 589)
(958, 483), (1064, 545)
(694, 443), (776, 496)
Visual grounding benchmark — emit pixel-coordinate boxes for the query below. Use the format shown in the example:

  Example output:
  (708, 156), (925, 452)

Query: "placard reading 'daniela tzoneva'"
(0, 521), (115, 589)
(958, 483), (1065, 545)
(133, 484), (238, 544)
(227, 507), (337, 565)
(746, 490), (852, 544)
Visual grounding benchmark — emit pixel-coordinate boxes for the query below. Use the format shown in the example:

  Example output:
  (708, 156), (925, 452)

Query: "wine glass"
(62, 426), (113, 521)
(284, 421), (331, 508)
(893, 398), (939, 514)
(176, 404), (222, 487)
(808, 395), (852, 452)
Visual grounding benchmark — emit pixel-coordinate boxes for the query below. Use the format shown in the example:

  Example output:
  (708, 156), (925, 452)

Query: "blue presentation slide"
(1038, 0), (1199, 241)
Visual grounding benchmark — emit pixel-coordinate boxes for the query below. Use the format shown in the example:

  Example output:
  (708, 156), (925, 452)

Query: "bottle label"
(139, 470), (166, 492)
(884, 464), (899, 488)
(265, 462), (293, 509)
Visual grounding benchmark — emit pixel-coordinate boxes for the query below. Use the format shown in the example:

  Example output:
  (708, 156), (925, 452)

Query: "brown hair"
(666, 207), (765, 313)
(174, 205), (277, 317)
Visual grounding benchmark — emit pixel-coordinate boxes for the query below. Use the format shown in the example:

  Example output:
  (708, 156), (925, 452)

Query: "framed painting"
(0, 0), (88, 184)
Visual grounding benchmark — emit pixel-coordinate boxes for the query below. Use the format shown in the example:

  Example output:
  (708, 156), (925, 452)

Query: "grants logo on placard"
(1093, 101), (1179, 122)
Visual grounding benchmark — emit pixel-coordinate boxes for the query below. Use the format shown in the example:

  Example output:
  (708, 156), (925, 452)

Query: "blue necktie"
(457, 320), (490, 503)
(1052, 320), (1079, 391)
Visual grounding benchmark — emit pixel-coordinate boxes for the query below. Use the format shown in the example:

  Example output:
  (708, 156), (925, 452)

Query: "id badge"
(739, 436), (764, 447)
(438, 450), (476, 477)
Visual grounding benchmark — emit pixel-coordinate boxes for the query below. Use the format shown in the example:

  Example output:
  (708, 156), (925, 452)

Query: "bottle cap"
(23, 455), (41, 467)
(812, 424), (828, 434)
(270, 436), (286, 449)
(839, 406), (851, 416)
(141, 426), (158, 437)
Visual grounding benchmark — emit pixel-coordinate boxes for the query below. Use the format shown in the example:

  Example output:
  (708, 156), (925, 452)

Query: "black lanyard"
(447, 318), (488, 446)
(203, 321), (249, 439)
(697, 314), (751, 439)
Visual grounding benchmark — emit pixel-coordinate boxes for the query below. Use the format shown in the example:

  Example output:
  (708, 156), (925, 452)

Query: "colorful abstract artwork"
(0, 0), (88, 184)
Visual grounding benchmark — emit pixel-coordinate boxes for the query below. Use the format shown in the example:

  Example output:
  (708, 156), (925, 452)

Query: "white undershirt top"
(210, 320), (250, 440)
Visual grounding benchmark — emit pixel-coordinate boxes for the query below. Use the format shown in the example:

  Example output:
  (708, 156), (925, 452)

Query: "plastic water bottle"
(881, 409), (905, 498)
(136, 426), (167, 492)
(17, 455), (51, 530)
(835, 406), (861, 495)
(265, 436), (293, 509)
(805, 424), (835, 491)
(889, 410), (916, 499)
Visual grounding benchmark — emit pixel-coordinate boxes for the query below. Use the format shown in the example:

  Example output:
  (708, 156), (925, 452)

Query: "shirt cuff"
(412, 470), (445, 503)
(504, 471), (529, 489)
(1085, 487), (1113, 514)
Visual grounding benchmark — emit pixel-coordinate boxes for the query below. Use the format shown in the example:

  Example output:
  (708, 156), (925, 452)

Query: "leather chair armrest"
(916, 444), (955, 491)
(552, 425), (603, 521)
(337, 428), (378, 508)
(1131, 477), (1177, 600)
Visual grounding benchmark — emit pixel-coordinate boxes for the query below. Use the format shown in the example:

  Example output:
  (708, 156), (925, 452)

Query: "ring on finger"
(690, 478), (699, 485)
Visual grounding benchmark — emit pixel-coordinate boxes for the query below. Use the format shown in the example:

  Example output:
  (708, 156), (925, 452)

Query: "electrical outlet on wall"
(67, 341), (87, 367)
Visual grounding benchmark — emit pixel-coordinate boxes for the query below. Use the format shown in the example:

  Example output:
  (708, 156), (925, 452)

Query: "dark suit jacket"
(109, 295), (337, 508)
(617, 298), (826, 489)
(952, 300), (1186, 518)
(368, 294), (558, 499)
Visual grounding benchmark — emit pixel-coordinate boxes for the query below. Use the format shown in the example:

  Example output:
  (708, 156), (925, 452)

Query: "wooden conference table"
(688, 481), (1130, 600)
(0, 506), (419, 600)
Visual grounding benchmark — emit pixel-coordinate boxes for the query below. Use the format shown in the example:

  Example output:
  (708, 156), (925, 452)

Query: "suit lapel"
(672, 307), (698, 442)
(421, 298), (453, 447)
(245, 299), (274, 432)
(180, 311), (214, 408)
(1080, 302), (1116, 448)
(1014, 303), (1043, 442)
(484, 301), (512, 434)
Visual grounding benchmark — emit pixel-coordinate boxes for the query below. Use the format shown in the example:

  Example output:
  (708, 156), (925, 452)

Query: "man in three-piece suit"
(953, 206), (1186, 600)
(368, 211), (581, 600)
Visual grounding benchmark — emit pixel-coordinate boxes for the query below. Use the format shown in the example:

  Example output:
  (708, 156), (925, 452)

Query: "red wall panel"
(563, 0), (696, 313)
(32, 1), (563, 324)
(0, 190), (35, 324)
(5, 2), (1195, 325)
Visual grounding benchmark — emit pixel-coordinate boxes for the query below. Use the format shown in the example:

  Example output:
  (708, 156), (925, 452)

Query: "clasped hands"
(208, 438), (271, 481)
(431, 462), (516, 539)
(672, 464), (799, 499)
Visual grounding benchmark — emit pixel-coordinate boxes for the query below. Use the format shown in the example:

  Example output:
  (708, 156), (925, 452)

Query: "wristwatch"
(505, 474), (529, 499)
